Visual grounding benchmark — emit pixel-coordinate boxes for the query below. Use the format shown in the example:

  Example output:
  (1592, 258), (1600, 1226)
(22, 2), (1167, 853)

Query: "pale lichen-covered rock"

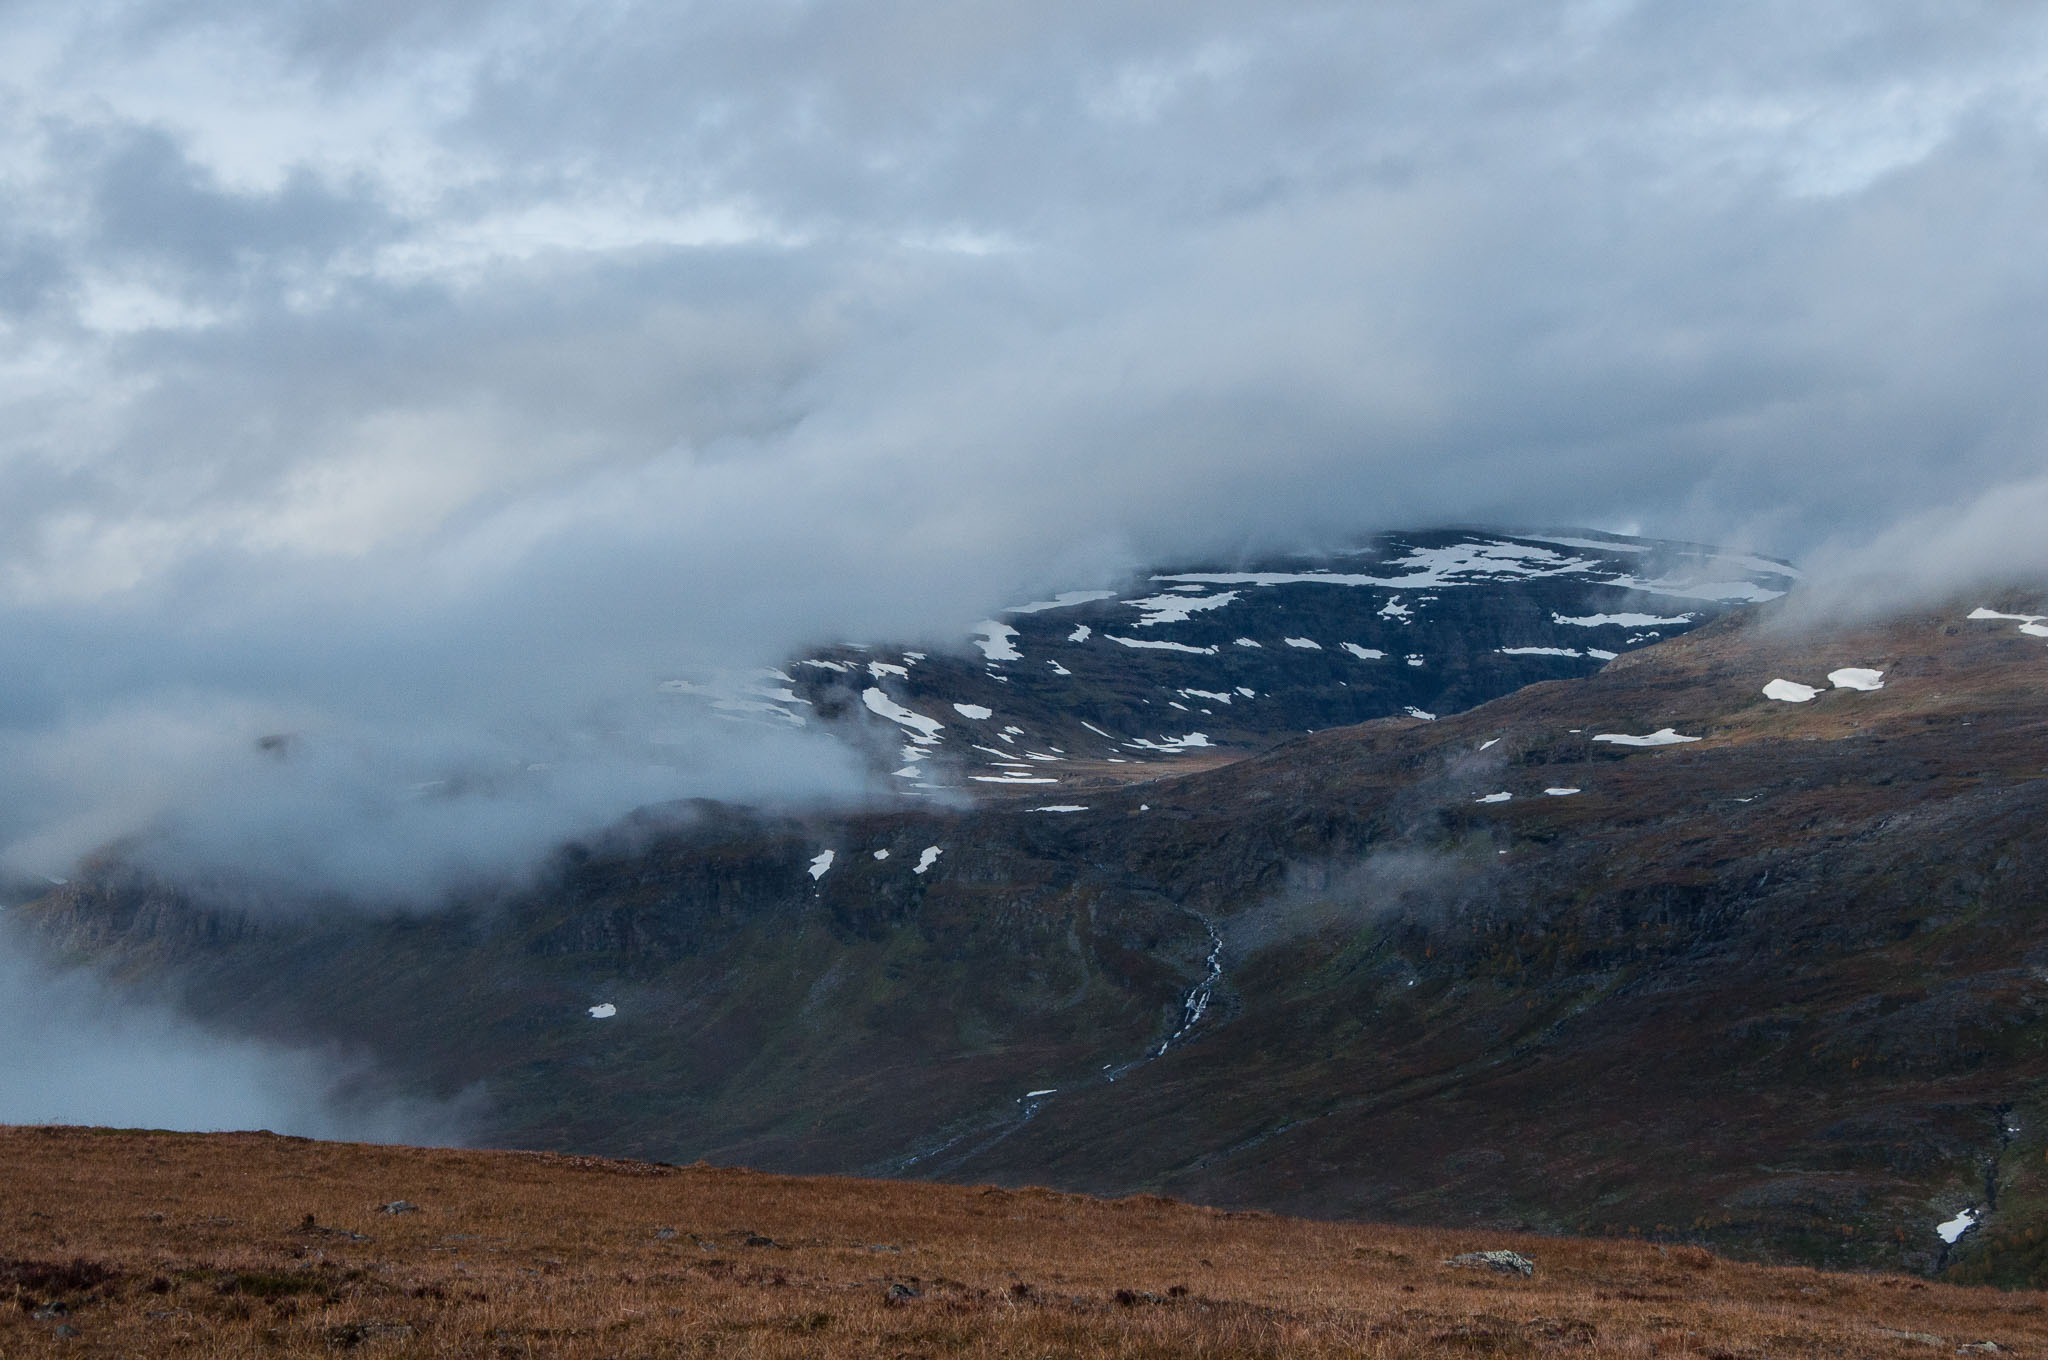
(1443, 1250), (1535, 1277)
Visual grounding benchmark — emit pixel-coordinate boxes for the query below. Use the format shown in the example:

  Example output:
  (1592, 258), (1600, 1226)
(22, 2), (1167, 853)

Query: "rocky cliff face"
(22, 580), (2048, 1283)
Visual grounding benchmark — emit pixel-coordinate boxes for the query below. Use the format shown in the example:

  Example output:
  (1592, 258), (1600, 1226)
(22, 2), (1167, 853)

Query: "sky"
(2, 0), (2047, 900)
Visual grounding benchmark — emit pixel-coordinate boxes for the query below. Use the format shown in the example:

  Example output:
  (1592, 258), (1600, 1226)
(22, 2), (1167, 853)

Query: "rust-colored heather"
(1, 1125), (2042, 1357)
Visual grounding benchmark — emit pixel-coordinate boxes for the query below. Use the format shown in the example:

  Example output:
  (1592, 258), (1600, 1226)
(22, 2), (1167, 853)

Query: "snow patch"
(1479, 738), (1500, 751)
(1341, 643), (1385, 660)
(972, 774), (1059, 784)
(1283, 636), (1321, 649)
(952, 702), (993, 719)
(971, 620), (1022, 662)
(872, 849), (890, 860)
(1610, 576), (1784, 603)
(1500, 646), (1580, 658)
(1030, 805), (1089, 813)
(1404, 706), (1436, 721)
(587, 1003), (616, 1019)
(912, 846), (943, 874)
(807, 850), (835, 881)
(1586, 648), (1619, 661)
(1967, 607), (2045, 623)
(1046, 660), (1071, 675)
(1763, 678), (1820, 703)
(1591, 728), (1700, 747)
(1826, 668), (1885, 692)
(1068, 624), (1092, 643)
(1544, 787), (1582, 796)
(868, 661), (909, 680)
(1123, 589), (1240, 626)
(1475, 792), (1511, 804)
(1938, 1208), (1979, 1244)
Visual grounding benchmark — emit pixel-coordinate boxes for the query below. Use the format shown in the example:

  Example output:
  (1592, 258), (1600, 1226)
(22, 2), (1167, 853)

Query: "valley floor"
(2, 1126), (2043, 1358)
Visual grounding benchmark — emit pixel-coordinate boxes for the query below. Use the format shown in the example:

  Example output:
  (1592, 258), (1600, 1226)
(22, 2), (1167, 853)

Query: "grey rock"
(1442, 1250), (1535, 1277)
(378, 1200), (419, 1215)
(1875, 1327), (1945, 1347)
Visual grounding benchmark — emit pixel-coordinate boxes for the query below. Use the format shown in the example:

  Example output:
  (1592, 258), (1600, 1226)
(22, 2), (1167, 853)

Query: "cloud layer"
(2, 0), (2046, 896)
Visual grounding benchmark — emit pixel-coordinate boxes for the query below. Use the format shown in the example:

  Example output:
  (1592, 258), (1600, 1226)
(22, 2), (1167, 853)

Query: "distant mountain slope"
(32, 572), (2048, 1281)
(746, 528), (1796, 793)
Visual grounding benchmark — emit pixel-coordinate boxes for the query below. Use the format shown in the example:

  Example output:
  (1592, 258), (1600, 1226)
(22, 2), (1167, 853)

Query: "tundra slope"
(3, 1125), (2043, 1359)
(20, 595), (2048, 1281)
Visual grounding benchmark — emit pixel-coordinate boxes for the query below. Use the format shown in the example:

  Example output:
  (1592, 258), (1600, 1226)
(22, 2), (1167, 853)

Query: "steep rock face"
(728, 529), (1797, 793)
(21, 592), (2048, 1281)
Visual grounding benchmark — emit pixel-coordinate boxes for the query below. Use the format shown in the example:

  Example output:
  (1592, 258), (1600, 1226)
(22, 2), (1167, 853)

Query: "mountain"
(17, 544), (2048, 1282)
(700, 528), (1797, 794)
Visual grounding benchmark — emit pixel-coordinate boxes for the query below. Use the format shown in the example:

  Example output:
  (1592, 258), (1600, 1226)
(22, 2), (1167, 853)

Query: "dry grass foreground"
(3, 1127), (2044, 1358)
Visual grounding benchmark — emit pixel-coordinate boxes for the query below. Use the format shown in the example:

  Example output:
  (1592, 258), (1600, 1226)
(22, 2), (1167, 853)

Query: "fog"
(0, 922), (475, 1141)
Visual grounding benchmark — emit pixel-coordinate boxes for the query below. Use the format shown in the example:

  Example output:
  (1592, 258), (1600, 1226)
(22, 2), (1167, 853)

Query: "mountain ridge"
(18, 564), (2048, 1281)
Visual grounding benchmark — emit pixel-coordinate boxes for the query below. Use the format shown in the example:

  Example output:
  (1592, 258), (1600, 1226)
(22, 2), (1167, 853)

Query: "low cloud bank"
(0, 927), (476, 1141)
(1787, 476), (2048, 624)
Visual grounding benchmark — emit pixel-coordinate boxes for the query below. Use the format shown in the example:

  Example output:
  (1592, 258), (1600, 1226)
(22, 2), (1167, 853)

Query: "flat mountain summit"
(18, 537), (2048, 1283)
(697, 528), (1798, 794)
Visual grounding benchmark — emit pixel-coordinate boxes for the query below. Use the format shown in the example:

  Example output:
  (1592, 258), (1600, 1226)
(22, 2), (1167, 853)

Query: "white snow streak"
(1107, 635), (1219, 655)
(1007, 590), (1116, 614)
(863, 688), (945, 742)
(1552, 611), (1694, 628)
(1591, 728), (1700, 746)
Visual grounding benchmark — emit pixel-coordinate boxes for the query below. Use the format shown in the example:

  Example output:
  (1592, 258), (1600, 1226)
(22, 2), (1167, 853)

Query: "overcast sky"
(2, 0), (2047, 896)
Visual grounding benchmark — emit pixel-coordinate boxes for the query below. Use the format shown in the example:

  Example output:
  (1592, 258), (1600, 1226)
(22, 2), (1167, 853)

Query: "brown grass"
(1, 1126), (2042, 1358)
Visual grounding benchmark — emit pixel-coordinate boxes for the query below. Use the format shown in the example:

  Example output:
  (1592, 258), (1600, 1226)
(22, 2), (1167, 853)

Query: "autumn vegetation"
(3, 1126), (2043, 1357)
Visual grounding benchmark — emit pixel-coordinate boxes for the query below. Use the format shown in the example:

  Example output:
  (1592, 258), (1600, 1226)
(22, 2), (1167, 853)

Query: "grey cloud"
(0, 922), (476, 1139)
(77, 123), (393, 278)
(0, 0), (2046, 910)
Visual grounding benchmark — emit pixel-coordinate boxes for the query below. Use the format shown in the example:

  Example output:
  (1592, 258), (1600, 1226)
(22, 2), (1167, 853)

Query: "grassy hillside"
(2, 1125), (2040, 1358)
